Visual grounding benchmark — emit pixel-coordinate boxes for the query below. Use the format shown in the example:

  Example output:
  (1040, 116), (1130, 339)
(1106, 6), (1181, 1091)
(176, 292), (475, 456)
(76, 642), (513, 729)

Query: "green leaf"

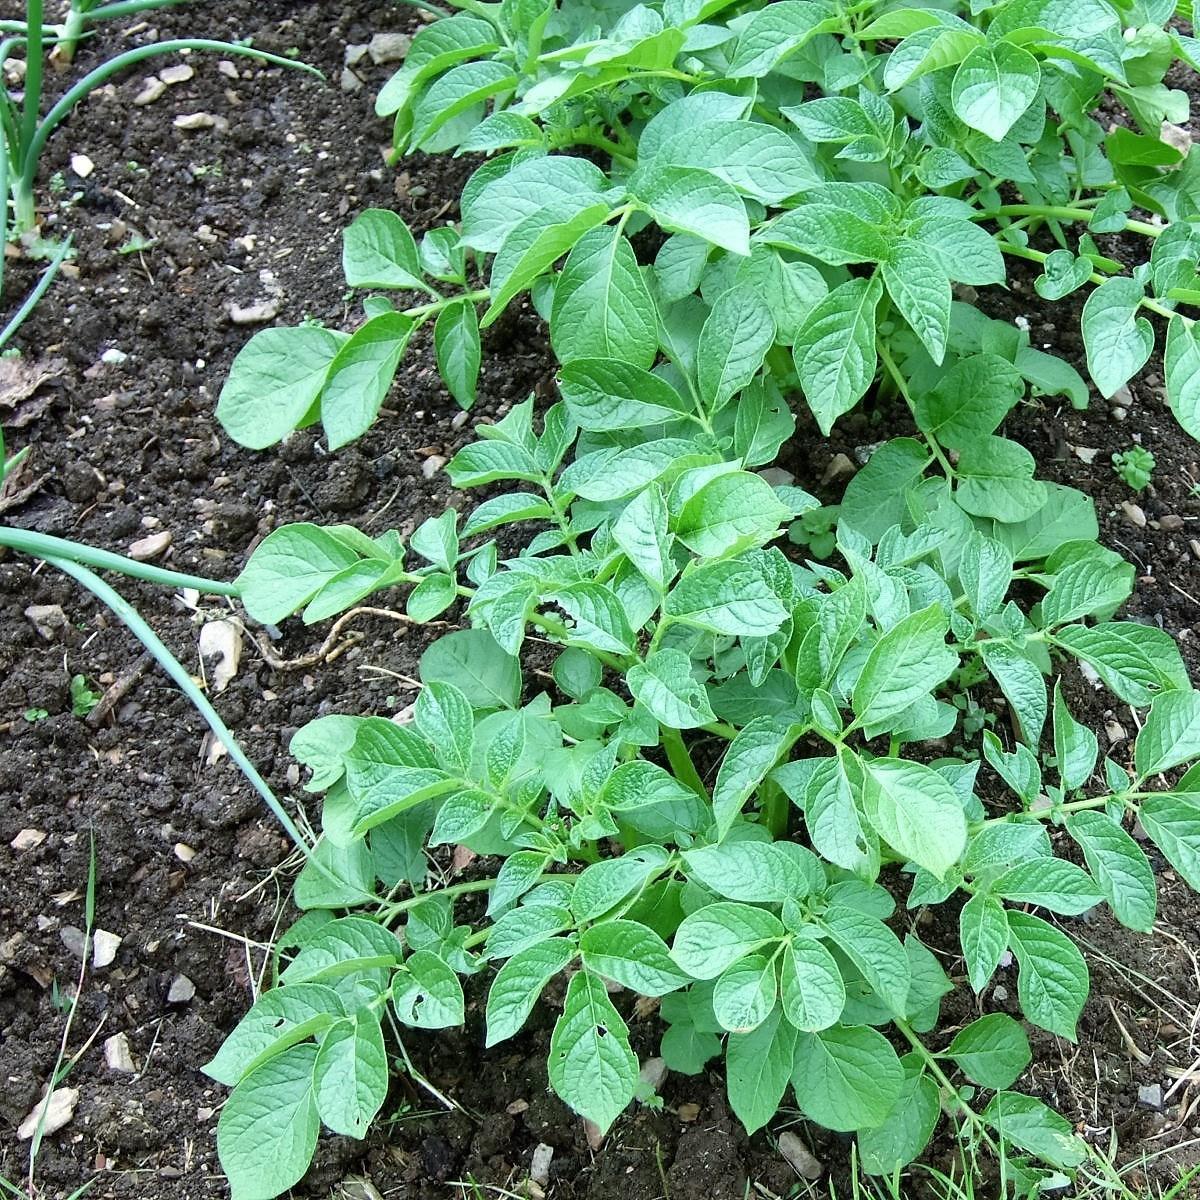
(413, 681), (474, 775)
(1035, 249), (1093, 301)
(204, 983), (344, 1087)
(1052, 622), (1188, 706)
(858, 1061), (940, 1176)
(683, 841), (818, 904)
(420, 630), (521, 710)
(614, 484), (673, 590)
(725, 1006), (799, 1133)
(343, 209), (425, 290)
(237, 524), (362, 625)
(322, 312), (414, 449)
(664, 559), (788, 637)
(861, 758), (968, 879)
(675, 471), (790, 560)
(765, 204), (890, 266)
(1082, 277), (1155, 399)
(959, 532), (1013, 621)
(410, 60), (518, 150)
(711, 716), (793, 835)
(632, 163), (751, 256)
(1135, 690), (1200, 776)
(551, 226), (658, 369)
(819, 904), (910, 1014)
(728, 0), (842, 77)
(947, 1014), (1032, 1091)
(713, 953), (778, 1032)
(982, 1092), (1088, 1170)
(280, 916), (402, 985)
(838, 438), (930, 542)
(486, 937), (576, 1046)
(992, 484), (1097, 561)
(548, 970), (639, 1132)
(558, 358), (692, 431)
(376, 13), (499, 118)
(1052, 684), (1098, 791)
(993, 858), (1102, 916)
(1165, 314), (1200, 438)
(780, 938), (846, 1032)
(697, 284), (775, 410)
(791, 1025), (903, 1132)
(217, 1044), (319, 1200)
(882, 240), (951, 363)
(627, 648), (716, 729)
(1140, 788), (1200, 890)
(434, 299), (481, 409)
(959, 891), (1009, 992)
(671, 902), (785, 979)
(914, 354), (1023, 450)
(483, 200), (612, 326)
(951, 42), (1040, 142)
(391, 949), (466, 1029)
(1007, 911), (1089, 1041)
(793, 276), (882, 435)
(217, 326), (345, 450)
(581, 920), (689, 996)
(652, 120), (819, 204)
(853, 604), (957, 728)
(954, 436), (1045, 523)
(980, 642), (1046, 746)
(1066, 811), (1157, 933)
(313, 1015), (388, 1138)
(572, 848), (670, 923)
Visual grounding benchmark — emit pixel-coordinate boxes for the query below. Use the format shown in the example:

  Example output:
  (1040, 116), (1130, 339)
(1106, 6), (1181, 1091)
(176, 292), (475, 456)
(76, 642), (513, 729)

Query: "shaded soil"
(0, 3), (1198, 1198)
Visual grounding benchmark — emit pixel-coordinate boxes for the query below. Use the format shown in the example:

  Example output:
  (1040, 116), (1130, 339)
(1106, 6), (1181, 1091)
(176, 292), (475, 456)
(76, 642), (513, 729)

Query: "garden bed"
(1, 1), (1200, 1197)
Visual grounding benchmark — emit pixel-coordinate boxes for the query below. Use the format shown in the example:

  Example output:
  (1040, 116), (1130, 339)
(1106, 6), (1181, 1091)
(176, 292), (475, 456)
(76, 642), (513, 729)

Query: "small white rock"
(100, 347), (128, 365)
(11, 828), (46, 851)
(345, 44), (369, 66)
(421, 454), (447, 480)
(25, 603), (66, 640)
(1120, 501), (1147, 528)
(174, 112), (216, 130)
(92, 929), (122, 970)
(368, 32), (412, 64)
(18, 1087), (78, 1140)
(639, 1057), (668, 1092)
(217, 60), (239, 80)
(128, 531), (172, 561)
(228, 298), (282, 325)
(530, 1143), (554, 1187)
(159, 63), (194, 85)
(199, 618), (242, 693)
(60, 926), (86, 959)
(174, 842), (196, 863)
(1072, 446), (1100, 465)
(133, 77), (167, 106)
(70, 153), (94, 179)
(340, 67), (364, 93)
(167, 974), (195, 1003)
(104, 1032), (136, 1073)
(777, 1131), (823, 1181)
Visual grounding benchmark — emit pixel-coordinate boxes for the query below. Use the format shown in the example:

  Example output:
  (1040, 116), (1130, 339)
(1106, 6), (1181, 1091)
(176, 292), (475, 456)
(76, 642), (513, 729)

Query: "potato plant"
(206, 1), (1200, 1197)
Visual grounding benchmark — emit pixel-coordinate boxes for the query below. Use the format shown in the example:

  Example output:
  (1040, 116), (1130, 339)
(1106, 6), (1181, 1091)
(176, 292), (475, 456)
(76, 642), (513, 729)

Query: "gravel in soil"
(1, 2), (1199, 1197)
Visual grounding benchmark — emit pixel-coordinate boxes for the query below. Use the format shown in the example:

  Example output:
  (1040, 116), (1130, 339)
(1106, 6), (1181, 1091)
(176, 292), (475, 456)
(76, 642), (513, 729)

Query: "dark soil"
(1, 3), (1199, 1198)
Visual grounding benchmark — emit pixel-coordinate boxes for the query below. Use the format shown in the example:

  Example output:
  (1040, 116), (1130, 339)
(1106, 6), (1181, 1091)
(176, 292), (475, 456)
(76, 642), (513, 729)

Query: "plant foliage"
(208, 1), (1200, 1196)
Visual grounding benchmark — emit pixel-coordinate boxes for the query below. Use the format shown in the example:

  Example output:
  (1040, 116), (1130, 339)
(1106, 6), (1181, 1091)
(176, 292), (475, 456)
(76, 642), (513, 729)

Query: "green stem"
(0, 526), (239, 594)
(982, 793), (1135, 826)
(999, 242), (1192, 326)
(895, 1018), (1000, 1154)
(379, 875), (505, 921)
(21, 0), (44, 155)
(404, 287), (490, 320)
(979, 203), (1162, 239)
(761, 778), (788, 838)
(876, 340), (951, 476)
(662, 726), (708, 800)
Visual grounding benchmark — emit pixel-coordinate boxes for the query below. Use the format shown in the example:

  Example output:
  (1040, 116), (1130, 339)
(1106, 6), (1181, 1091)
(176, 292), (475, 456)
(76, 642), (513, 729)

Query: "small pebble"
(133, 77), (167, 106)
(993, 985), (1009, 1001)
(217, 60), (239, 80)
(368, 31), (412, 64)
(777, 1131), (823, 1181)
(101, 347), (128, 365)
(1157, 514), (1184, 531)
(60, 926), (86, 959)
(159, 63), (194, 85)
(530, 1144), (554, 1187)
(228, 298), (282, 324)
(1111, 406), (1128, 421)
(821, 452), (856, 483)
(174, 843), (196, 862)
(128, 531), (171, 561)
(103, 1032), (136, 1073)
(167, 974), (195, 1003)
(174, 112), (217, 130)
(92, 929), (122, 969)
(11, 828), (46, 851)
(18, 1088), (78, 1140)
(1138, 1083), (1164, 1110)
(25, 603), (66, 640)
(1120, 501), (1147, 528)
(1190, 538), (1200, 561)
(70, 153), (94, 178)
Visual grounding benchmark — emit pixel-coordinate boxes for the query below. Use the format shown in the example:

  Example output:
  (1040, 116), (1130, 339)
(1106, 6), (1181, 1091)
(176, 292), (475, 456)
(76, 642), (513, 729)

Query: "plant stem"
(979, 203), (1162, 239)
(982, 793), (1134, 825)
(998, 242), (1192, 326)
(662, 726), (708, 800)
(876, 340), (952, 476)
(404, 287), (490, 320)
(0, 526), (240, 594)
(22, 0), (44, 154)
(379, 875), (505, 920)
(761, 778), (788, 837)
